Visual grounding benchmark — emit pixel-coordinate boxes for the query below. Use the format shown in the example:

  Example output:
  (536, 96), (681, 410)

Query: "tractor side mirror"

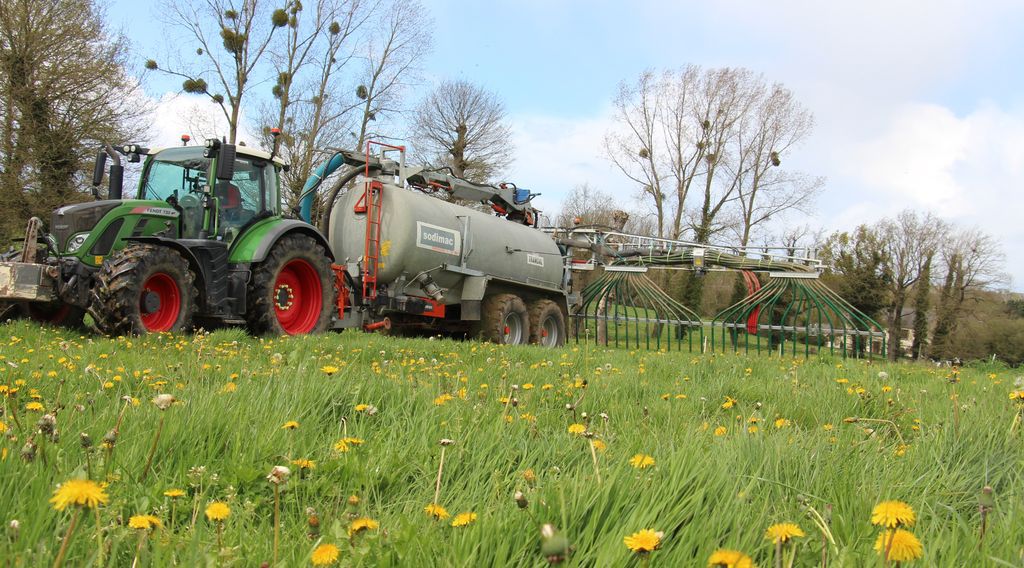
(91, 150), (107, 197)
(216, 143), (236, 181)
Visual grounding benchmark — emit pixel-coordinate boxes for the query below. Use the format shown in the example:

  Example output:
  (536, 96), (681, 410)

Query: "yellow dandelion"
(281, 420), (300, 430)
(433, 393), (453, 405)
(623, 529), (662, 553)
(163, 488), (185, 498)
(0, 420), (7, 434)
(50, 479), (109, 511)
(522, 383), (534, 390)
(707, 549), (756, 567)
(568, 423), (587, 435)
(334, 437), (364, 452)
(311, 543), (340, 565)
(523, 469), (537, 483)
(205, 501), (230, 522)
(874, 529), (923, 562)
(321, 365), (339, 375)
(721, 396), (737, 410)
(128, 514), (162, 530)
(348, 517), (379, 536)
(871, 500), (915, 528)
(592, 439), (608, 452)
(714, 426), (728, 436)
(451, 512), (477, 527)
(292, 458), (316, 470)
(25, 401), (44, 412)
(424, 503), (450, 520)
(764, 522), (805, 544)
(355, 404), (370, 412)
(629, 454), (655, 469)
(774, 418), (791, 429)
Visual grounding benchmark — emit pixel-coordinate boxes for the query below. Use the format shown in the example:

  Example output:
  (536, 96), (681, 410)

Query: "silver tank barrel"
(330, 183), (563, 303)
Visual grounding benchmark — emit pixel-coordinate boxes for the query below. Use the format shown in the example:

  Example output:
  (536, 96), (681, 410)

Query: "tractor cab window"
(141, 147), (210, 201)
(216, 156), (265, 240)
(141, 147), (211, 238)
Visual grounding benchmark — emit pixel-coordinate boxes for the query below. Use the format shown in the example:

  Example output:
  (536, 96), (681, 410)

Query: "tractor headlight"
(66, 232), (89, 253)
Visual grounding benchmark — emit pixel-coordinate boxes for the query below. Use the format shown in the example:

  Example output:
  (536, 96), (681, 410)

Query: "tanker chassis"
(0, 139), (572, 347)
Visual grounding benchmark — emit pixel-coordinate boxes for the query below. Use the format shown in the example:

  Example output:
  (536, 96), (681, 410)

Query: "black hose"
(318, 167), (365, 236)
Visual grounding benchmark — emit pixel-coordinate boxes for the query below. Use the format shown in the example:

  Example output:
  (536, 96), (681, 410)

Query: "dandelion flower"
(707, 549), (756, 567)
(321, 365), (339, 375)
(764, 522), (805, 543)
(205, 501), (230, 522)
(714, 426), (728, 436)
(292, 458), (316, 470)
(871, 500), (915, 528)
(128, 515), (162, 530)
(281, 420), (300, 430)
(311, 543), (340, 565)
(568, 423), (587, 435)
(874, 529), (923, 562)
(50, 479), (109, 511)
(348, 517), (379, 536)
(629, 454), (655, 469)
(163, 489), (185, 498)
(623, 529), (662, 553)
(451, 512), (477, 527)
(25, 402), (44, 412)
(354, 404), (370, 412)
(424, 503), (450, 520)
(721, 396), (737, 410)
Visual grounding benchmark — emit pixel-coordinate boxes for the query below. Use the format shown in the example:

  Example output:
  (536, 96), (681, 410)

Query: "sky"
(108, 0), (1024, 290)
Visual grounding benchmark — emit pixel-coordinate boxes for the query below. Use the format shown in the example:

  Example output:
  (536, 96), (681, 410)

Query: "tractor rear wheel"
(528, 299), (566, 348)
(91, 244), (196, 335)
(246, 234), (334, 336)
(474, 293), (530, 345)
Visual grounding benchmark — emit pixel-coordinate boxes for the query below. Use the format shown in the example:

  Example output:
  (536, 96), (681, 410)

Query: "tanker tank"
(330, 182), (564, 304)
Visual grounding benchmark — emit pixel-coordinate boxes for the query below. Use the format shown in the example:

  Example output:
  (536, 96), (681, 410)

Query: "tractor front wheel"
(92, 244), (196, 335)
(246, 234), (334, 336)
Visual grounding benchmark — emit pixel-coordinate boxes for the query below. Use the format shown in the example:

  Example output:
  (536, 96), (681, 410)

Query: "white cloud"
(507, 109), (635, 220)
(147, 92), (258, 149)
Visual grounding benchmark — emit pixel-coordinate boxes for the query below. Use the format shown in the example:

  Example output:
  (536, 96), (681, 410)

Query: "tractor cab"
(138, 143), (283, 243)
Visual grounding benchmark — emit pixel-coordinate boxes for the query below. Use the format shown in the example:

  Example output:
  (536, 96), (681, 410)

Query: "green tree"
(0, 0), (144, 236)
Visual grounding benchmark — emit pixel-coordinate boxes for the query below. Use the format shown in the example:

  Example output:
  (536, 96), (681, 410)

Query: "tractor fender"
(228, 219), (334, 264)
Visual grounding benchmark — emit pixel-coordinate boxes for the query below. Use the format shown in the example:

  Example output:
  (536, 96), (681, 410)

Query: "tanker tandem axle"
(0, 139), (573, 347)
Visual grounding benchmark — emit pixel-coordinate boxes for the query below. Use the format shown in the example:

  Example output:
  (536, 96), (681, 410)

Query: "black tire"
(91, 244), (196, 335)
(24, 302), (87, 330)
(246, 234), (335, 336)
(528, 299), (566, 348)
(473, 293), (530, 345)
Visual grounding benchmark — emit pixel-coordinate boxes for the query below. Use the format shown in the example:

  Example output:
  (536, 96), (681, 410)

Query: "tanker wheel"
(246, 234), (334, 336)
(528, 299), (566, 348)
(474, 293), (530, 345)
(91, 244), (196, 335)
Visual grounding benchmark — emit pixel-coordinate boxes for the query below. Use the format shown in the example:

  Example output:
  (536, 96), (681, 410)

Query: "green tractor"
(0, 137), (336, 335)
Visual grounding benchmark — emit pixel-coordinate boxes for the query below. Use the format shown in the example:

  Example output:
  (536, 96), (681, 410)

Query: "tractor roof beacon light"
(181, 134), (191, 146)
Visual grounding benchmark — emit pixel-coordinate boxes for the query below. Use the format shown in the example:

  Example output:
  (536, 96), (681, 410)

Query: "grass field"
(0, 321), (1022, 567)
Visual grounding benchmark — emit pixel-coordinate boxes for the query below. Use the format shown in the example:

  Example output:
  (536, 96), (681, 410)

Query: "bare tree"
(352, 0), (430, 150)
(0, 0), (146, 235)
(262, 0), (371, 213)
(152, 0), (290, 144)
(876, 210), (947, 360)
(604, 71), (667, 237)
(410, 79), (513, 183)
(728, 84), (820, 247)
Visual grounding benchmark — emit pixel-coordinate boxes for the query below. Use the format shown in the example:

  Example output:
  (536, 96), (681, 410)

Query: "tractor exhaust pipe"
(92, 144), (124, 200)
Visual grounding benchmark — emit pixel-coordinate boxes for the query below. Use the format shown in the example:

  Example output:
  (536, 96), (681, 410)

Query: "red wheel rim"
(273, 259), (322, 334)
(140, 273), (181, 332)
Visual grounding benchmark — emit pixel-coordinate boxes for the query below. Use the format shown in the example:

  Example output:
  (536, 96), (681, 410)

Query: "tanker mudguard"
(246, 220), (334, 263)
